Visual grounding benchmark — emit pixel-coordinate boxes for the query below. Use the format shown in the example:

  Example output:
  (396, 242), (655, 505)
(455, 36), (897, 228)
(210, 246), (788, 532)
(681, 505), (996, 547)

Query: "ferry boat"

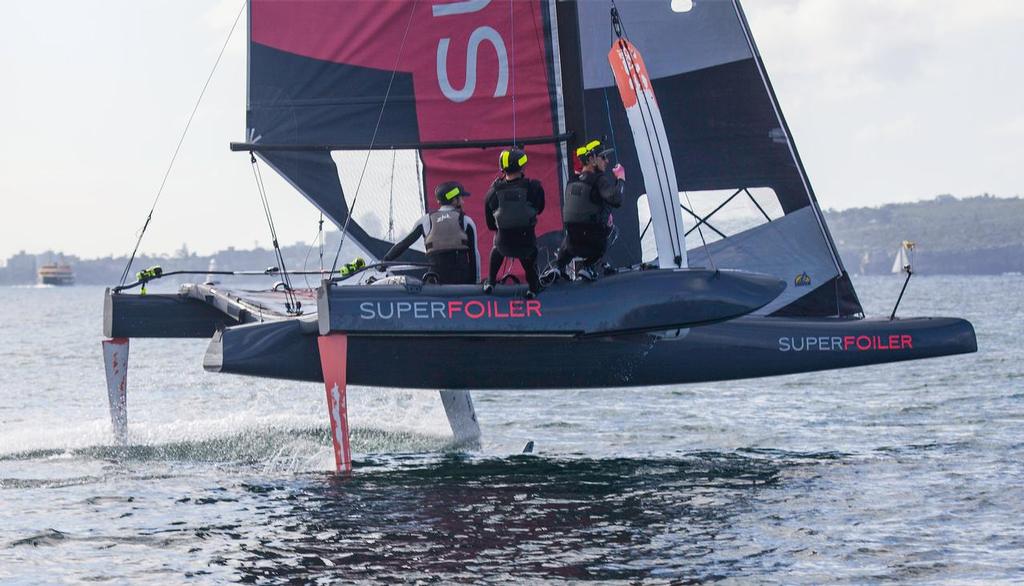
(38, 263), (75, 286)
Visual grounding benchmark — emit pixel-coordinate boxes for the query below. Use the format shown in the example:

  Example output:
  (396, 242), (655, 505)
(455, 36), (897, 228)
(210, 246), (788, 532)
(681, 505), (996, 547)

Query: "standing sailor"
(483, 148), (545, 297)
(553, 139), (625, 280)
(382, 181), (479, 284)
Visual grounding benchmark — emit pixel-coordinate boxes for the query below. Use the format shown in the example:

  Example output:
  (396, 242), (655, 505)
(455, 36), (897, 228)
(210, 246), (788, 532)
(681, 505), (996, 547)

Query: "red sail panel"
(251, 0), (564, 265)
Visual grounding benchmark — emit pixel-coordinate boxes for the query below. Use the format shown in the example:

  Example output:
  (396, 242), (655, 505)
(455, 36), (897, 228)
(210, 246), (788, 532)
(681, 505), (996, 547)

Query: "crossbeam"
(685, 189), (742, 238)
(230, 132), (573, 153)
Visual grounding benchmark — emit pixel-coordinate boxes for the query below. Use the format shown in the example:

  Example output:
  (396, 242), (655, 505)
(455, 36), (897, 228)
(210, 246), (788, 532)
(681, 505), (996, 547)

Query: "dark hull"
(204, 315), (977, 389)
(317, 269), (786, 337)
(40, 276), (75, 286)
(104, 289), (242, 338)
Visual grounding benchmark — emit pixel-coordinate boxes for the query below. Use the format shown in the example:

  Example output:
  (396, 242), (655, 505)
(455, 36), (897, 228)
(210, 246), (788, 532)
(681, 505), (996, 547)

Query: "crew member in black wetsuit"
(553, 139), (625, 280)
(483, 148), (545, 297)
(382, 181), (479, 285)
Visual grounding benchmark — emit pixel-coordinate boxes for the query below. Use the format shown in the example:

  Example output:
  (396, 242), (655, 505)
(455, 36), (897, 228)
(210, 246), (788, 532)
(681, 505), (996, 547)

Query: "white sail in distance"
(891, 240), (915, 274)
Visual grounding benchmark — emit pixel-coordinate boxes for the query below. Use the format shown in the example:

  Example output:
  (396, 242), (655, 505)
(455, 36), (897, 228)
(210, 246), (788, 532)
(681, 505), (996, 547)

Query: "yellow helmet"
(499, 148), (528, 172)
(434, 181), (470, 203)
(576, 139), (614, 161)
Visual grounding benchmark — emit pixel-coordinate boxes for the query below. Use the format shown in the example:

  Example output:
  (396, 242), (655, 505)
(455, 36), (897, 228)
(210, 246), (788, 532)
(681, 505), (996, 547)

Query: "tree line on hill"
(826, 194), (1024, 275)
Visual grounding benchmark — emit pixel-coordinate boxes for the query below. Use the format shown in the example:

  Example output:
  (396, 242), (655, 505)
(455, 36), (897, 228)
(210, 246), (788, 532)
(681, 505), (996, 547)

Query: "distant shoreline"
(2, 194), (1020, 285)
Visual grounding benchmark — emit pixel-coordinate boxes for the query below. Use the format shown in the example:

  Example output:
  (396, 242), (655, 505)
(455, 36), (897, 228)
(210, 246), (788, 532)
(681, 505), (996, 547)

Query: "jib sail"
(563, 0), (862, 317)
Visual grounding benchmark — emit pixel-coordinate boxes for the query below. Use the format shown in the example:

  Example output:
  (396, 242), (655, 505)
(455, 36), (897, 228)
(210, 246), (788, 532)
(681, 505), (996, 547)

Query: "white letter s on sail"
(431, 0), (490, 17)
(437, 26), (508, 103)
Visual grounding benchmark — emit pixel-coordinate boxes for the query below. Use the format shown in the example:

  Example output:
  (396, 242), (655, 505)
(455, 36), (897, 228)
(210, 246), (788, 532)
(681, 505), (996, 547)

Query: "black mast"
(555, 1), (588, 157)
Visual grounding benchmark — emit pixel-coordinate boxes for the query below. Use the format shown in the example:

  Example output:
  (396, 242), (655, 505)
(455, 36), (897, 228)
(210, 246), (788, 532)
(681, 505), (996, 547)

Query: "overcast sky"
(1, 0), (1021, 261)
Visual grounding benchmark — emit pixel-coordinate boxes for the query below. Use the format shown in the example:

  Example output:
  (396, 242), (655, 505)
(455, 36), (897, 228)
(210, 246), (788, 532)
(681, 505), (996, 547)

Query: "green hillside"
(824, 195), (1024, 274)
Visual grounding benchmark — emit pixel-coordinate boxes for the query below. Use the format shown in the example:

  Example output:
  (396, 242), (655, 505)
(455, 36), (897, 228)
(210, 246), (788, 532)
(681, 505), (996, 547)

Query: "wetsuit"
(556, 169), (623, 272)
(383, 205), (480, 284)
(484, 175), (545, 293)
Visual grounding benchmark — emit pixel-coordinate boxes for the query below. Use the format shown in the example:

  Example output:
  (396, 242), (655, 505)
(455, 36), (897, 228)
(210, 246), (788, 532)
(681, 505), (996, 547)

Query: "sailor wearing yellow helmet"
(482, 147), (546, 298)
(551, 139), (625, 281)
(382, 181), (479, 285)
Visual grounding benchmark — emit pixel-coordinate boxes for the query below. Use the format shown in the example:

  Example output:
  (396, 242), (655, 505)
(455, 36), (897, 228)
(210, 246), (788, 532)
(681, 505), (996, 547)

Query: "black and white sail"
(564, 0), (862, 317)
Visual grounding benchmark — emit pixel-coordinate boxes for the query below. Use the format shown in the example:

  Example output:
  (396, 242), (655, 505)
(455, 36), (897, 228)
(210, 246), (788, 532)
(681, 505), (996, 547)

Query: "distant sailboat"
(204, 258), (219, 285)
(891, 240), (915, 274)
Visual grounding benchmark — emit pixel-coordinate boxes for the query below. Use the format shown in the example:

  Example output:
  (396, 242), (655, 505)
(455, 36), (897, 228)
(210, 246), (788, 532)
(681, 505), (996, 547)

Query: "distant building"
(3, 251), (37, 284)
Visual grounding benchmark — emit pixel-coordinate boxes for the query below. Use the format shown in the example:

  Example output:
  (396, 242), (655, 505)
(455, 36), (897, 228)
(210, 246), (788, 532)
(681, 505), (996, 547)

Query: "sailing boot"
(576, 266), (597, 281)
(540, 267), (566, 286)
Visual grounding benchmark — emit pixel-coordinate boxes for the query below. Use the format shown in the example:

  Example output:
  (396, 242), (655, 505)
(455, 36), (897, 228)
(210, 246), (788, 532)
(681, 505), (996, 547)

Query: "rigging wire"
(601, 89), (619, 165)
(415, 154), (425, 215)
(603, 19), (620, 165)
(681, 190), (716, 270)
(509, 0), (517, 143)
(318, 213), (325, 272)
(118, 0), (247, 285)
(300, 213), (325, 289)
(387, 150), (397, 241)
(250, 153), (300, 313)
(331, 0), (420, 273)
(599, 17), (623, 256)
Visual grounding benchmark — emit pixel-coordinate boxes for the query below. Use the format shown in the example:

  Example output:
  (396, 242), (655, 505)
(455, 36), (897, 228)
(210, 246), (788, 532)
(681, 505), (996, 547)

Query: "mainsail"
(244, 0), (568, 263)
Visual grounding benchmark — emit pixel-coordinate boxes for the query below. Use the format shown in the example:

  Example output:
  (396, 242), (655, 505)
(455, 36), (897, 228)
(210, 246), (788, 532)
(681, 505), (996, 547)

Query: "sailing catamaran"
(103, 0), (976, 472)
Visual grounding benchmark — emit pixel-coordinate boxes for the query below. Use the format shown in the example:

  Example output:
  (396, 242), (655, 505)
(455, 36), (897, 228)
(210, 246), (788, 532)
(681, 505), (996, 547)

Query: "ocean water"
(0, 276), (1021, 583)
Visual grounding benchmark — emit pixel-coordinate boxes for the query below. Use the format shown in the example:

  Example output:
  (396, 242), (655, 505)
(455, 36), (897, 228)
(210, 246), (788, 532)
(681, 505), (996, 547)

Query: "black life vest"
(492, 181), (537, 229)
(562, 174), (604, 225)
(424, 209), (469, 253)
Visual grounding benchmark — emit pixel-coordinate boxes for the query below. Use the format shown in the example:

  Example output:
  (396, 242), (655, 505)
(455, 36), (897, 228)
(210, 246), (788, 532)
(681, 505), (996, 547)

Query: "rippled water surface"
(1, 276), (1021, 583)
